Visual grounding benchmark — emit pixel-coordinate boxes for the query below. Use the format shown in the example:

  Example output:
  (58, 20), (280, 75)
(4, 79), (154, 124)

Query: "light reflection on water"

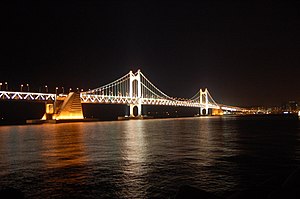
(0, 116), (299, 198)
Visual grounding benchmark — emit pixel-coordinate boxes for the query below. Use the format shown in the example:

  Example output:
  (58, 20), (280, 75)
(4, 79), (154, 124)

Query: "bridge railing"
(80, 93), (220, 109)
(0, 91), (56, 101)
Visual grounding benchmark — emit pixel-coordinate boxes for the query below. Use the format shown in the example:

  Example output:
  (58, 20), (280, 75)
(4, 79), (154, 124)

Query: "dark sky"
(1, 0), (300, 107)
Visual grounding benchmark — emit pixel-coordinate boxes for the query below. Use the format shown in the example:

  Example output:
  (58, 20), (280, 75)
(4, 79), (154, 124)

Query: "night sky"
(1, 0), (300, 107)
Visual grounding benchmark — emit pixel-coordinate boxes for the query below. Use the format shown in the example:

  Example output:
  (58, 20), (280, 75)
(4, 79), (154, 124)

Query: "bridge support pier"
(129, 103), (142, 117)
(44, 102), (54, 120)
(200, 107), (209, 115)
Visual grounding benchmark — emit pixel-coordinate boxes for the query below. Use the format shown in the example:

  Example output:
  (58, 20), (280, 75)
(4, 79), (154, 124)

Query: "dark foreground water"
(0, 115), (300, 198)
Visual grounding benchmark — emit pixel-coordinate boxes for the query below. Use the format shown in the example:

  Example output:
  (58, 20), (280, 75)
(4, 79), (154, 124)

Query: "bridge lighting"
(0, 70), (243, 119)
(20, 84), (23, 91)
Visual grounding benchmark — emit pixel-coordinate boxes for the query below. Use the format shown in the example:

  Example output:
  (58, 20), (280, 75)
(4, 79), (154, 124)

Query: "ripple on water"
(0, 116), (299, 198)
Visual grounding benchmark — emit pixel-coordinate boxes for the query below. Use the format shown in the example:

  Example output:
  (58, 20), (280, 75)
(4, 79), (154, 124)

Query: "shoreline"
(0, 113), (298, 126)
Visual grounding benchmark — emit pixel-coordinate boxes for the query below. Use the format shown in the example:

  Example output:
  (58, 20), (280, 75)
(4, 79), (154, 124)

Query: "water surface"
(0, 115), (299, 198)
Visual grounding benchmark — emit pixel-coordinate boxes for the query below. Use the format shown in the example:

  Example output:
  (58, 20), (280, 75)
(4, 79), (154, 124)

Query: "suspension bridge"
(0, 70), (246, 121)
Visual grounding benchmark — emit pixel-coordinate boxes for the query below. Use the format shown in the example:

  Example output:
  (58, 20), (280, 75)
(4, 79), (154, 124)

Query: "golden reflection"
(41, 123), (88, 183)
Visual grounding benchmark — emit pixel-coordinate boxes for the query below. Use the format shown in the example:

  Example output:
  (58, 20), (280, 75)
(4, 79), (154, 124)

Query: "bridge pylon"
(129, 69), (142, 117)
(200, 88), (209, 115)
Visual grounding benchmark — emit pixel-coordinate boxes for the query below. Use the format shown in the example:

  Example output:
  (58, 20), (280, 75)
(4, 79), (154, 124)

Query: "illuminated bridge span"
(0, 70), (245, 120)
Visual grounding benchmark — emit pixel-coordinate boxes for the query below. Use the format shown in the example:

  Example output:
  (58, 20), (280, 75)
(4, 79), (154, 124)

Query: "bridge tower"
(129, 70), (142, 117)
(200, 88), (209, 115)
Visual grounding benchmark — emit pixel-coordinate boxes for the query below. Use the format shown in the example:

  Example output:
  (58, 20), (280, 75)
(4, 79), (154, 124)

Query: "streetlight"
(69, 88), (72, 93)
(55, 87), (58, 95)
(45, 85), (48, 93)
(5, 82), (8, 90)
(20, 84), (23, 92)
(0, 83), (2, 90)
(26, 83), (29, 92)
(62, 87), (64, 94)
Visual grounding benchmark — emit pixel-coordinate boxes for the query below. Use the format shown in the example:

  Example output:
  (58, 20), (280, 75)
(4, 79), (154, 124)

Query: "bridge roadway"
(0, 90), (242, 112)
